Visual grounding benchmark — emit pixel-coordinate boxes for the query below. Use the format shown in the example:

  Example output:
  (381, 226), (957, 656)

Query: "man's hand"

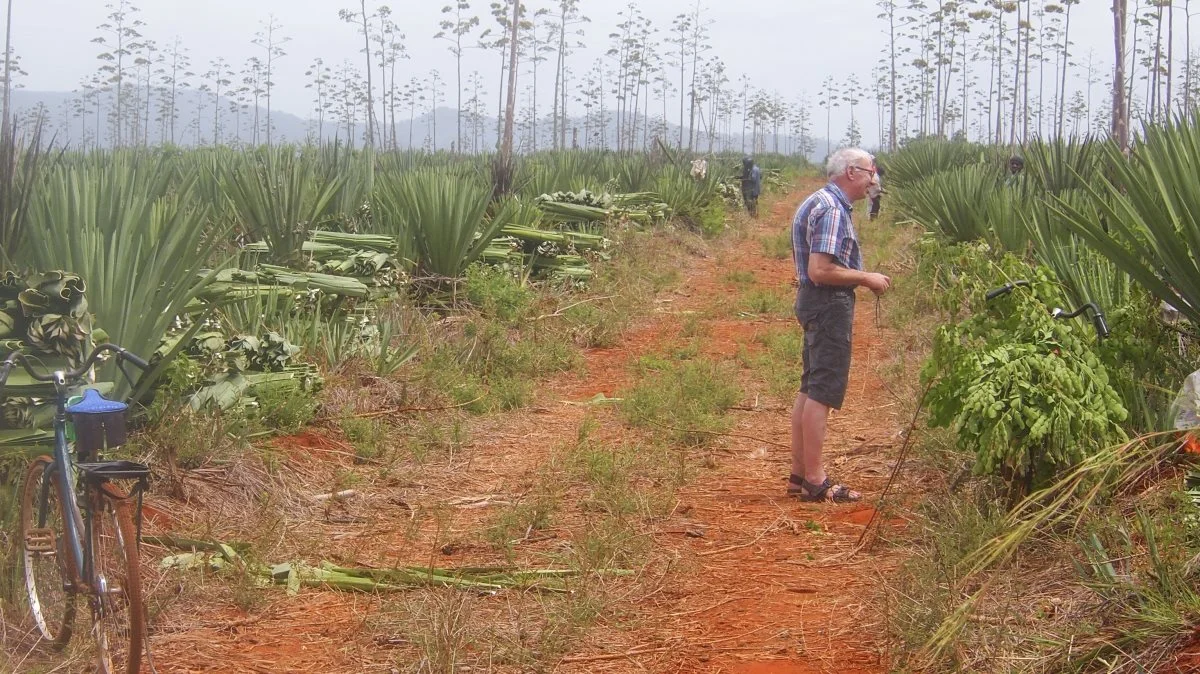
(862, 272), (892, 296)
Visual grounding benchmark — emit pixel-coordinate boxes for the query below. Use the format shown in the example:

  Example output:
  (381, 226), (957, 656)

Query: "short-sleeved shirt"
(791, 182), (863, 286)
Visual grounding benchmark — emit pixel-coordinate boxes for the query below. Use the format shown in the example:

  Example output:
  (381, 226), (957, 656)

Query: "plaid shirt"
(791, 182), (863, 286)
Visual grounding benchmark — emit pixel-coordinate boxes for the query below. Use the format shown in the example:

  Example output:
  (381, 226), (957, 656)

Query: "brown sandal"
(792, 476), (861, 503)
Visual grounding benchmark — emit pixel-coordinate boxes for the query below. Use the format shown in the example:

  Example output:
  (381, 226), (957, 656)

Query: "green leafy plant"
(622, 356), (742, 447)
(885, 138), (993, 190)
(921, 265), (1127, 495)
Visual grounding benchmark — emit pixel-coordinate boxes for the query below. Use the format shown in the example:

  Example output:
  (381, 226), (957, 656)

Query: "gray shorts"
(795, 285), (856, 409)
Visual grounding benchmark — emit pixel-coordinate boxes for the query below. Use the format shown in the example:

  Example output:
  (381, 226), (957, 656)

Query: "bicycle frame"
(41, 370), (92, 591)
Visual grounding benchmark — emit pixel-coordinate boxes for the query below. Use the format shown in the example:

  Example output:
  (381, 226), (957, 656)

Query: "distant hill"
(7, 88), (822, 161)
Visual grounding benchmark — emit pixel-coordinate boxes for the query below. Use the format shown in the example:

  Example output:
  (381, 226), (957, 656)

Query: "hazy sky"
(13, 0), (1129, 146)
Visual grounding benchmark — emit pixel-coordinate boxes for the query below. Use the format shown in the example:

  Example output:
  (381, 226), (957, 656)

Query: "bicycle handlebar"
(985, 280), (1032, 301)
(0, 343), (150, 391)
(1052, 302), (1111, 340)
(983, 280), (1110, 340)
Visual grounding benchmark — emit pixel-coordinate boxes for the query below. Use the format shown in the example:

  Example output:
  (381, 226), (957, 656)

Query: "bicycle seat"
(66, 389), (128, 415)
(67, 389), (128, 454)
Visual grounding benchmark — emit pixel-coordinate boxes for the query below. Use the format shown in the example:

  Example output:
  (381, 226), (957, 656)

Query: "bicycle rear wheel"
(89, 483), (144, 674)
(19, 455), (76, 648)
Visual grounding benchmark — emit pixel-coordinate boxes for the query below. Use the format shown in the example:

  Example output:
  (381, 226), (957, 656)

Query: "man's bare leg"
(790, 392), (808, 481)
(800, 399), (830, 485)
(792, 393), (830, 483)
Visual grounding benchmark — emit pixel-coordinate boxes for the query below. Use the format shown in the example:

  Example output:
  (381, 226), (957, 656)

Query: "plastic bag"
(1172, 369), (1200, 431)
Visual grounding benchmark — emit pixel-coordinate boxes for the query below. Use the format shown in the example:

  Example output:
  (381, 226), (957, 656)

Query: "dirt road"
(139, 179), (905, 673)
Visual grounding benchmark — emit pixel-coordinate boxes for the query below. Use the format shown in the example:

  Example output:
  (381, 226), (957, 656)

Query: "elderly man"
(788, 148), (891, 502)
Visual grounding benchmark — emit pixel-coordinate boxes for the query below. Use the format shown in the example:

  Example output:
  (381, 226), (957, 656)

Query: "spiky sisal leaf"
(1050, 118), (1200, 327)
(23, 151), (226, 398)
(373, 168), (510, 279)
(222, 145), (349, 268)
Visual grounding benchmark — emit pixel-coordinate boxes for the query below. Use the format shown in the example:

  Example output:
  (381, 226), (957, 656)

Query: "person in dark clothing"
(741, 156), (763, 217)
(1005, 155), (1025, 187)
(868, 162), (886, 221)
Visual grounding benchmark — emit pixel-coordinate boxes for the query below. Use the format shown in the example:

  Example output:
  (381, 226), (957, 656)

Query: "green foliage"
(913, 237), (1004, 317)
(1094, 297), (1194, 432)
(1024, 188), (1131, 312)
(463, 263), (533, 323)
(340, 417), (388, 461)
(485, 488), (558, 553)
(0, 122), (52, 268)
(761, 230), (793, 260)
(740, 328), (804, 404)
(420, 316), (578, 414)
(888, 486), (1009, 664)
(372, 320), (419, 377)
(403, 415), (468, 462)
(254, 385), (316, 434)
(885, 139), (995, 190)
(921, 264), (1127, 493)
(697, 201), (726, 238)
(1021, 135), (1108, 195)
(741, 286), (793, 317)
(654, 165), (720, 226)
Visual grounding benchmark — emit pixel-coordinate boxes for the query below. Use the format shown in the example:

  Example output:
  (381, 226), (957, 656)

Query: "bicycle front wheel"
(19, 455), (76, 648)
(89, 483), (144, 674)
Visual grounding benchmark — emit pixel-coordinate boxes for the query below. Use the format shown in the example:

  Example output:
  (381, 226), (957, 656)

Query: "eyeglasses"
(848, 165), (877, 177)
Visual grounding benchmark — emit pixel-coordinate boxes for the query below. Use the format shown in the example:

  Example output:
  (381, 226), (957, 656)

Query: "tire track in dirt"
(143, 179), (904, 673)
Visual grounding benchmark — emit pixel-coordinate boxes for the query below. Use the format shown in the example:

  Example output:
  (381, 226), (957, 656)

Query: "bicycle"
(2, 343), (151, 674)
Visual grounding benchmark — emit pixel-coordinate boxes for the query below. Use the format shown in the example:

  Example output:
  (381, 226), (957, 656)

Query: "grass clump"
(401, 415), (468, 463)
(722, 269), (756, 286)
(339, 416), (388, 462)
(740, 285), (793, 318)
(738, 327), (804, 404)
(254, 386), (317, 435)
(697, 201), (727, 237)
(463, 263), (533, 324)
(621, 356), (741, 446)
(419, 317), (578, 413)
(485, 482), (560, 557)
(887, 482), (1009, 664)
(761, 229), (793, 260)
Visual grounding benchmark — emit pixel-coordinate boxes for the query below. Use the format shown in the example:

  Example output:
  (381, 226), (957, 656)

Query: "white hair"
(825, 148), (874, 177)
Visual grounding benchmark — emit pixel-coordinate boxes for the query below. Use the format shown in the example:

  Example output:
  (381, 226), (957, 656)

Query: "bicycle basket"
(66, 388), (128, 454)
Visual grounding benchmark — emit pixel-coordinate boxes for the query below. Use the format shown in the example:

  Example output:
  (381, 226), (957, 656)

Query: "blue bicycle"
(2, 343), (151, 674)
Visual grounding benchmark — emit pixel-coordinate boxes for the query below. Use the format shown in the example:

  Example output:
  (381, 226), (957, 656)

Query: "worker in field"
(741, 156), (762, 217)
(788, 147), (891, 503)
(1005, 155), (1025, 187)
(867, 161), (886, 221)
